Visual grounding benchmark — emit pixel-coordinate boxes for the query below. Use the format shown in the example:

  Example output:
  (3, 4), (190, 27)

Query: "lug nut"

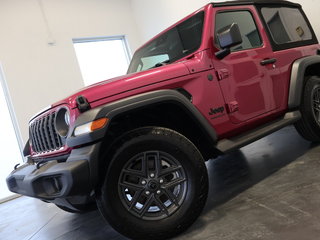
(145, 191), (150, 195)
(156, 190), (161, 194)
(141, 180), (146, 185)
(159, 179), (164, 184)
(150, 173), (155, 178)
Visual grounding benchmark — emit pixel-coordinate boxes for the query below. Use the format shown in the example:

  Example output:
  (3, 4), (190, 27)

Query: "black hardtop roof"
(212, 0), (301, 8)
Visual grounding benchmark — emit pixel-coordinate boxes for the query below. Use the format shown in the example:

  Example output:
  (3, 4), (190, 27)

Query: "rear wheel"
(295, 76), (320, 142)
(97, 127), (208, 240)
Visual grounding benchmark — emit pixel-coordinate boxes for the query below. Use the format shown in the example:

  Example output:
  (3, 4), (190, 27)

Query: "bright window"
(73, 36), (131, 86)
(0, 66), (23, 201)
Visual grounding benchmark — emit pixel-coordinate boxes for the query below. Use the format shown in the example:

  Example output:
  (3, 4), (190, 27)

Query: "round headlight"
(64, 111), (70, 126)
(55, 108), (70, 138)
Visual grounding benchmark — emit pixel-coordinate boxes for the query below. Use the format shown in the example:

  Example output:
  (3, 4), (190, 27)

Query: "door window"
(215, 11), (262, 51)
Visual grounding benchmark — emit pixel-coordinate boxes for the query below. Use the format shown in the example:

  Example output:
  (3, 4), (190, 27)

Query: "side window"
(215, 11), (262, 51)
(261, 7), (312, 44)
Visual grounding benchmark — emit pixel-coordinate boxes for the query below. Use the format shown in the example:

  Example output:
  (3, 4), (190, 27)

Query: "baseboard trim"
(0, 194), (21, 204)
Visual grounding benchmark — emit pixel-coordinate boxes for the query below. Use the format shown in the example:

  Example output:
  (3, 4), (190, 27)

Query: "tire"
(96, 127), (208, 240)
(295, 76), (320, 142)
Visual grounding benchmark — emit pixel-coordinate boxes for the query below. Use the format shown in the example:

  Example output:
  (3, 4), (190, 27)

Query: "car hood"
(53, 62), (190, 109)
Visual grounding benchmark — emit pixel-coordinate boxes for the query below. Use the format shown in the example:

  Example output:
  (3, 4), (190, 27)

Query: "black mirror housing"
(215, 23), (242, 60)
(217, 23), (242, 49)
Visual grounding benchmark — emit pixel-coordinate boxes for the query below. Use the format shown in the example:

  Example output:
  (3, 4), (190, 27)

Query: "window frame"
(257, 5), (318, 51)
(214, 9), (264, 52)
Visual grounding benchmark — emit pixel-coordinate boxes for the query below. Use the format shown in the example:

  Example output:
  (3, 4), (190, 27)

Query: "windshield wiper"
(149, 60), (171, 70)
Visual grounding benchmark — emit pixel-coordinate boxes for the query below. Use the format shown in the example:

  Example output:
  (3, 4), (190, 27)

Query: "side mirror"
(215, 23), (242, 60)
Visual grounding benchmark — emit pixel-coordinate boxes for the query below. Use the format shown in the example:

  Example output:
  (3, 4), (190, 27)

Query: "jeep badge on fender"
(209, 106), (225, 115)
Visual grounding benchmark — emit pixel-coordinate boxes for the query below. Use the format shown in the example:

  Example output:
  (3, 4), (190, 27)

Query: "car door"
(213, 7), (280, 124)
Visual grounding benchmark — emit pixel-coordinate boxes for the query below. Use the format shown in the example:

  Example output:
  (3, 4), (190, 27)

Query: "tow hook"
(36, 160), (47, 169)
(14, 163), (20, 170)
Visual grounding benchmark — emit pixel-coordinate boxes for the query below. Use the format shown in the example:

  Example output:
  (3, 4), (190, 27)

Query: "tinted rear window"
(261, 7), (312, 44)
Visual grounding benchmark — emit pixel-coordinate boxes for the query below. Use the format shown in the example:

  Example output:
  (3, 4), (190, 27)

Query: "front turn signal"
(90, 118), (108, 131)
(74, 117), (109, 136)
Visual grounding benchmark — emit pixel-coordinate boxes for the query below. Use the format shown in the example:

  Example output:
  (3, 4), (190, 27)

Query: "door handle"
(260, 58), (277, 66)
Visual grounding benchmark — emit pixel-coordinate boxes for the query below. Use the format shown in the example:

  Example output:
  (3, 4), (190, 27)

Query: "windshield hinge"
(216, 69), (229, 81)
(76, 95), (91, 112)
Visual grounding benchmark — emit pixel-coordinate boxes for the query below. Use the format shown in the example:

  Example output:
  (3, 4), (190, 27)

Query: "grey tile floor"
(1, 126), (320, 240)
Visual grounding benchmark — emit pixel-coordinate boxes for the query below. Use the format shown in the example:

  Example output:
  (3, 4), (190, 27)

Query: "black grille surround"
(29, 112), (63, 154)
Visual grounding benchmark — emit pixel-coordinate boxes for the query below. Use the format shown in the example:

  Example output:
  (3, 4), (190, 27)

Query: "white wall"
(130, 0), (320, 43)
(0, 0), (142, 142)
(130, 0), (213, 42)
(299, 0), (320, 39)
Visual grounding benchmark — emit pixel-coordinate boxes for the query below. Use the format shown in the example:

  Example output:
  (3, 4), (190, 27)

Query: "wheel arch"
(288, 55), (320, 110)
(98, 90), (219, 160)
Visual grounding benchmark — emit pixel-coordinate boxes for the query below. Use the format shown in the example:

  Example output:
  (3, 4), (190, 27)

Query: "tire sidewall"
(97, 128), (208, 239)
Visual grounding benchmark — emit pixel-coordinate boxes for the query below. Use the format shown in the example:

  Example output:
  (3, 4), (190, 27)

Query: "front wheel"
(97, 127), (208, 240)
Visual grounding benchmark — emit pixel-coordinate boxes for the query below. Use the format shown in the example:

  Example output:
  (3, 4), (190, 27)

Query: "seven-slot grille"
(29, 112), (63, 154)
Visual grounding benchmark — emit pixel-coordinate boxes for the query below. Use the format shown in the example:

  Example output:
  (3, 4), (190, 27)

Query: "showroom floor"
(1, 126), (320, 240)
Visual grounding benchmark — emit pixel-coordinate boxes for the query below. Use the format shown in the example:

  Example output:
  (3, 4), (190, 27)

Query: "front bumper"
(6, 143), (101, 200)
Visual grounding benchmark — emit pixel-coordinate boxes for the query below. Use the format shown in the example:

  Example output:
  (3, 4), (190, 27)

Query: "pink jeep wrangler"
(7, 0), (320, 239)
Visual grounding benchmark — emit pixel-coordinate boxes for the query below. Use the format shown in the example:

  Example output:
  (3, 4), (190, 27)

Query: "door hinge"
(226, 101), (239, 113)
(216, 69), (229, 81)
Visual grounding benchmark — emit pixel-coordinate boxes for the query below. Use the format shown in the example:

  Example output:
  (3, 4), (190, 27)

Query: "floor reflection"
(204, 126), (312, 212)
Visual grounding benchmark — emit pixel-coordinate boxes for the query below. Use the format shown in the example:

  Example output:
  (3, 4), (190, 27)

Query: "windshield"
(127, 11), (204, 74)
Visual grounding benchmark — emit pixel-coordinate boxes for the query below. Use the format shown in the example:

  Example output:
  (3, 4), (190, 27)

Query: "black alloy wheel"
(118, 150), (187, 220)
(97, 127), (208, 240)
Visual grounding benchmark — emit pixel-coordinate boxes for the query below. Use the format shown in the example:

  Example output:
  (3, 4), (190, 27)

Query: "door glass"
(215, 11), (262, 51)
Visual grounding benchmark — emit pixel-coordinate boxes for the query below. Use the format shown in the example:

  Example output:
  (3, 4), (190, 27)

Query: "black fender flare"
(67, 89), (217, 148)
(288, 55), (320, 110)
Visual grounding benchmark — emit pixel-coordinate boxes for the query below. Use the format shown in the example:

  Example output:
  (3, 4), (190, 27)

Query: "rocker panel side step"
(216, 111), (301, 153)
